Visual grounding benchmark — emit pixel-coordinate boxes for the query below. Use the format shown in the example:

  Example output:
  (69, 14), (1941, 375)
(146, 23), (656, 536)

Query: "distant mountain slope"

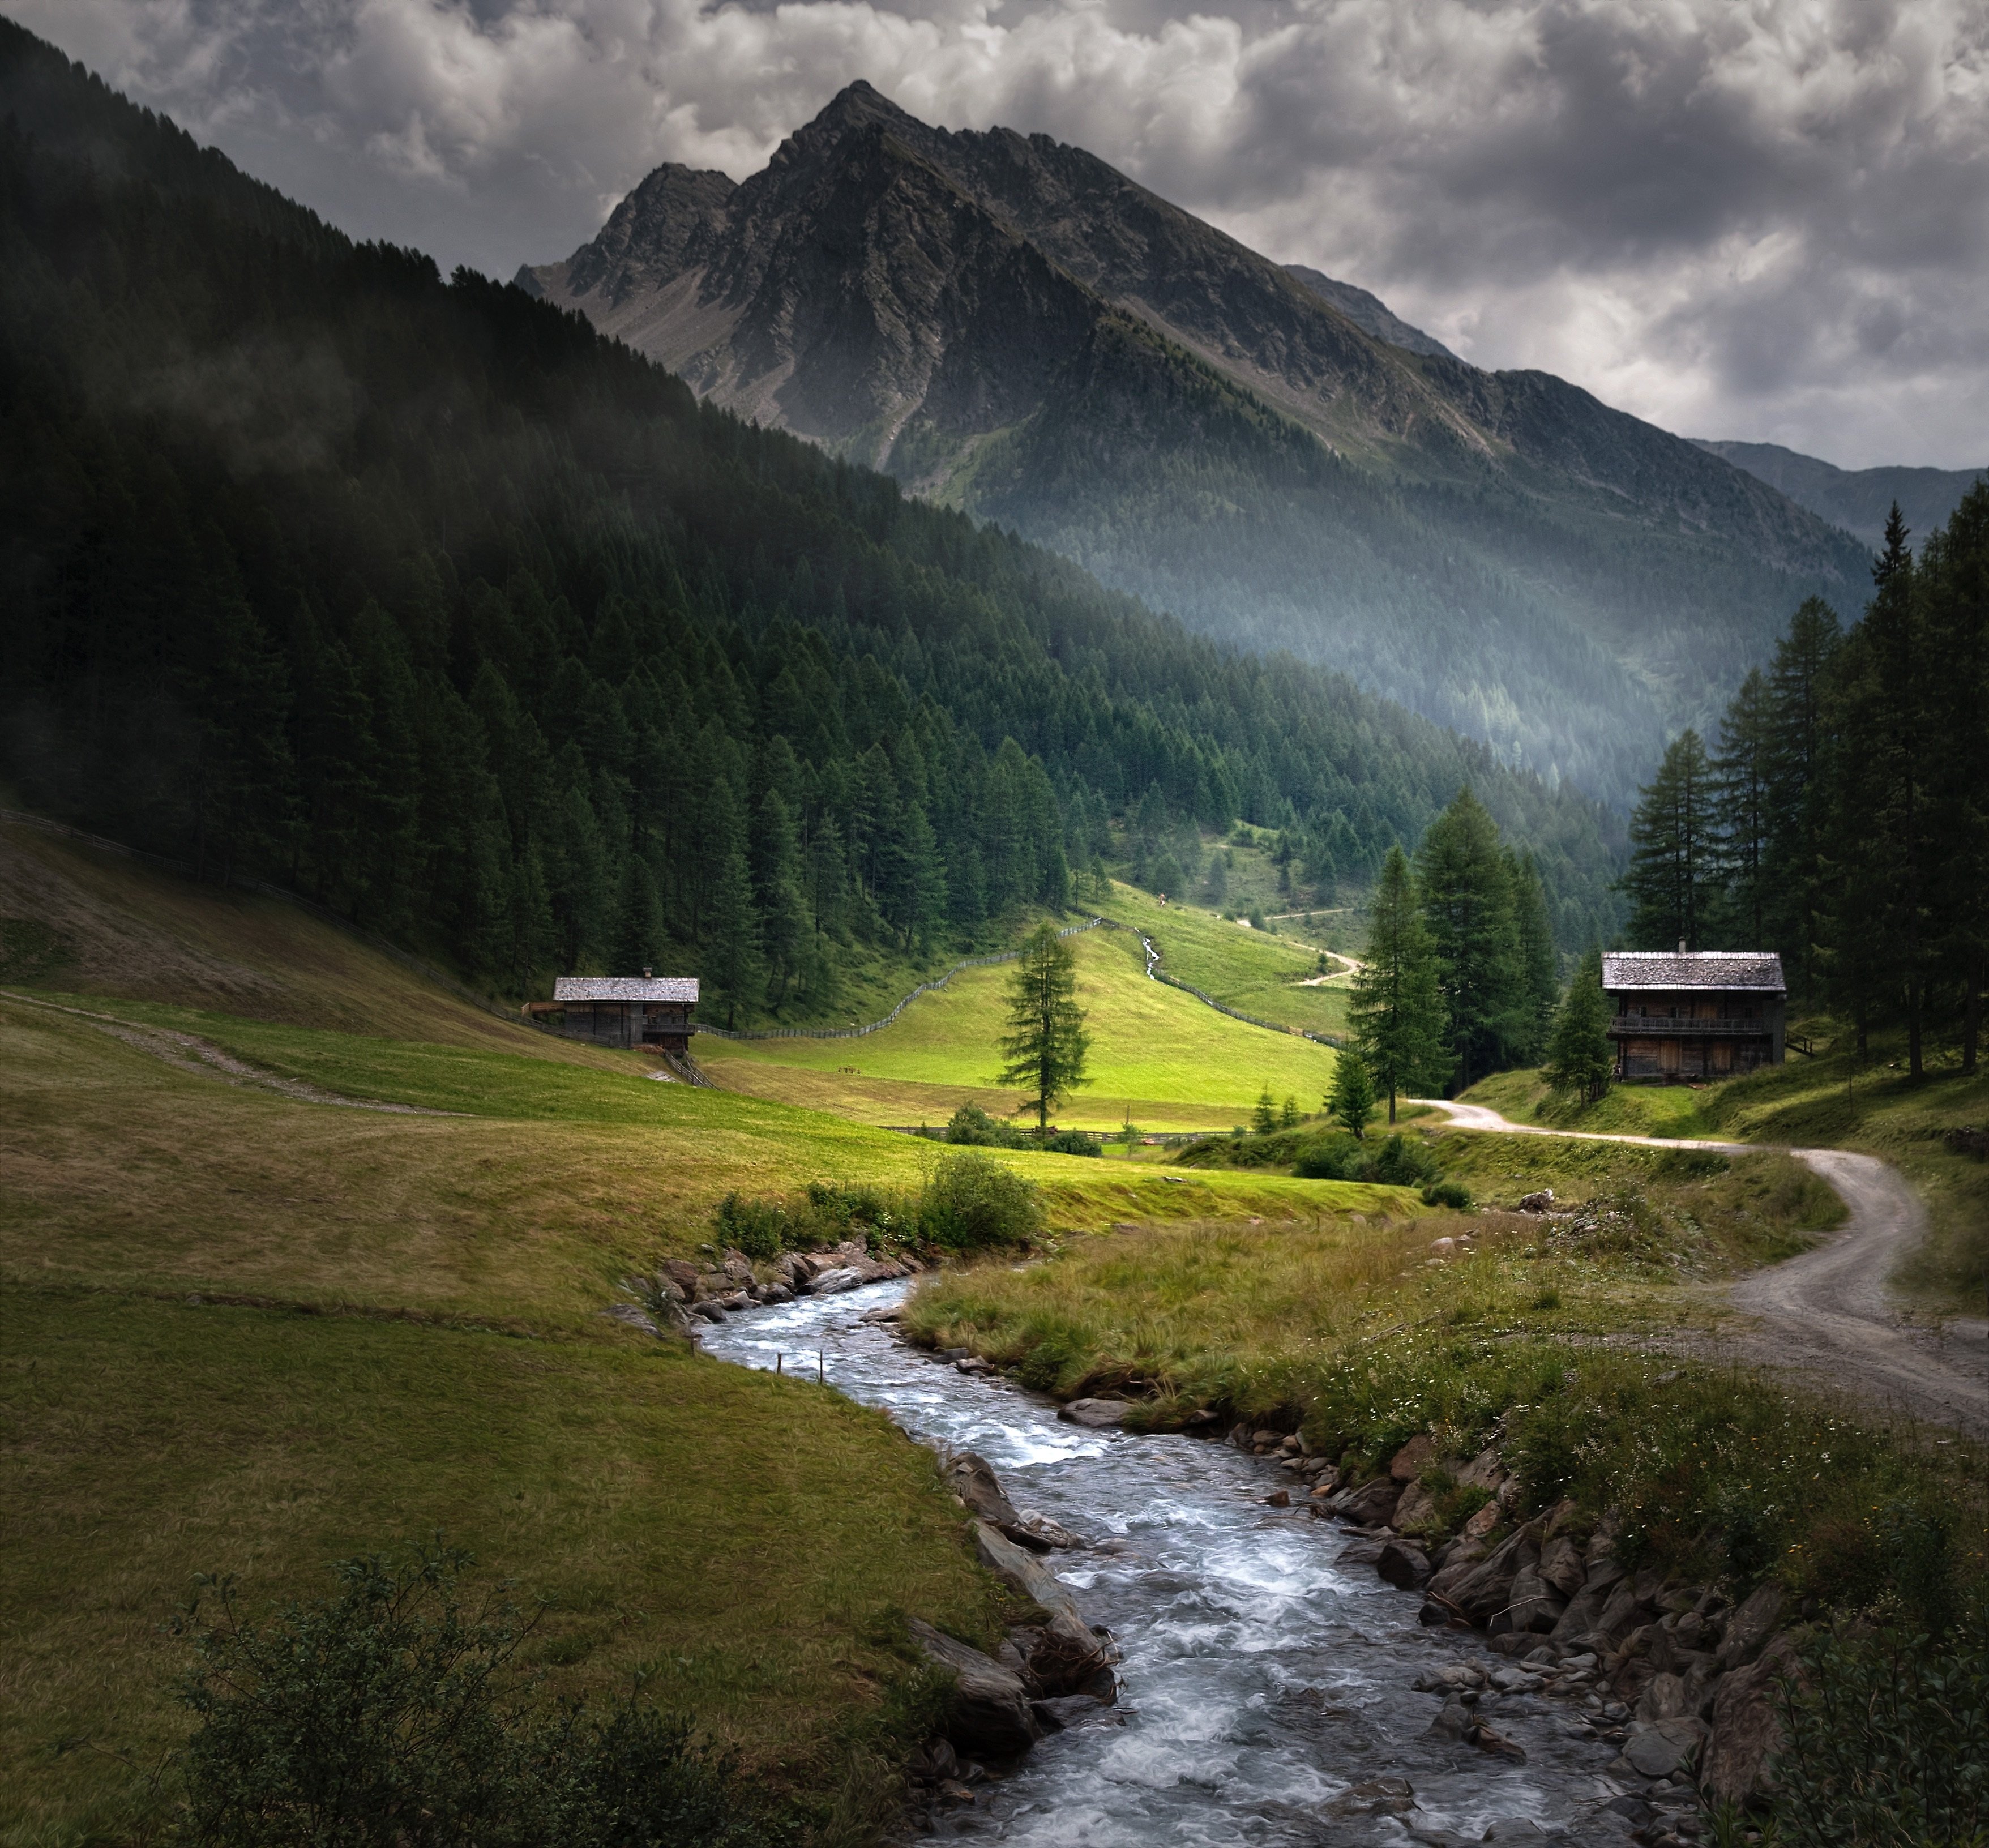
(1692, 439), (1988, 550)
(524, 83), (1869, 807)
(1282, 266), (1457, 360)
(0, 15), (1628, 1013)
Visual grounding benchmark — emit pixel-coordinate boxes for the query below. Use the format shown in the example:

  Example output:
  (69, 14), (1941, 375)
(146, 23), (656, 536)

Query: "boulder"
(1456, 1446), (1505, 1492)
(1621, 1716), (1707, 1779)
(1013, 1511), (1089, 1550)
(1393, 1480), (1438, 1532)
(720, 1253), (754, 1285)
(1460, 1498), (1503, 1541)
(802, 1266), (865, 1296)
(1500, 1564), (1568, 1634)
(1702, 1634), (1796, 1806)
(905, 1618), (1041, 1757)
(946, 1451), (1026, 1534)
(757, 1282), (794, 1306)
(657, 1259), (703, 1299)
(1264, 1489), (1291, 1508)
(1538, 1535), (1587, 1598)
(1473, 1724), (1528, 1764)
(1343, 1475), (1404, 1526)
(601, 1303), (660, 1337)
(1715, 1582), (1785, 1671)
(1059, 1398), (1130, 1428)
(1448, 1529), (1537, 1626)
(1377, 1542), (1432, 1590)
(1390, 1434), (1438, 1481)
(970, 1522), (1113, 1696)
(1328, 1777), (1416, 1817)
(1636, 1671), (1694, 1722)
(691, 1301), (727, 1323)
(1517, 1189), (1555, 1212)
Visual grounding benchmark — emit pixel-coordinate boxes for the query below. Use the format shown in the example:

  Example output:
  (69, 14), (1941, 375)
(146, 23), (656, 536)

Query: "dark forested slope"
(527, 82), (1869, 806)
(0, 22), (1622, 1023)
(1693, 439), (1988, 551)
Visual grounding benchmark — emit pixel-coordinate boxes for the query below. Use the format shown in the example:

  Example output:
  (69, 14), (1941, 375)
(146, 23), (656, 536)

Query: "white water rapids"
(700, 1280), (1639, 1847)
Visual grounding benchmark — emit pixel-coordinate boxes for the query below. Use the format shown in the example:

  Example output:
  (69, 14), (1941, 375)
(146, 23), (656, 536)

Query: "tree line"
(1346, 788), (1561, 1107)
(0, 20), (1624, 1027)
(1621, 490), (1989, 1077)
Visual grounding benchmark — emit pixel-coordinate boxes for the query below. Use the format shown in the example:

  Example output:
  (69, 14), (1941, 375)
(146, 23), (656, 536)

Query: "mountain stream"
(701, 1280), (1640, 1847)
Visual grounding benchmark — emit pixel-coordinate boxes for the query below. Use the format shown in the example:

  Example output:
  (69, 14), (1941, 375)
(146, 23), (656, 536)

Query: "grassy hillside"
(1461, 1041), (1989, 1314)
(0, 826), (1415, 1836)
(702, 913), (1340, 1130)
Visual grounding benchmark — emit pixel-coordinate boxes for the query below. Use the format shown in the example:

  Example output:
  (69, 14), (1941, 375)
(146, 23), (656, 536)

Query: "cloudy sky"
(24, 0), (1989, 469)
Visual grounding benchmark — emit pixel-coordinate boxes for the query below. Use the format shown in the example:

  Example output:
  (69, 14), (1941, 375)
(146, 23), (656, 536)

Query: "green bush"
(1039, 1129), (1101, 1157)
(1291, 1131), (1365, 1179)
(1774, 1585), (1988, 1847)
(943, 1103), (1026, 1148)
(918, 1153), (1044, 1253)
(713, 1194), (790, 1260)
(1422, 1181), (1472, 1210)
(169, 1543), (775, 1848)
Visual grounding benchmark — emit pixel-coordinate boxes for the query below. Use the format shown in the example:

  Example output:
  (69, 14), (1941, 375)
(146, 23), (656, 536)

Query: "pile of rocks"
(902, 1450), (1120, 1824)
(1236, 1424), (1796, 1840)
(637, 1242), (918, 1329)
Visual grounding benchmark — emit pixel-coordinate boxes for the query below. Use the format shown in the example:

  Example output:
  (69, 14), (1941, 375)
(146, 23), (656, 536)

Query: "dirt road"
(1414, 1097), (1989, 1442)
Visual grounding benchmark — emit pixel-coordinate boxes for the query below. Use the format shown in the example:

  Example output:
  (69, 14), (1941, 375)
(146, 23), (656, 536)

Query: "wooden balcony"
(1608, 1016), (1772, 1038)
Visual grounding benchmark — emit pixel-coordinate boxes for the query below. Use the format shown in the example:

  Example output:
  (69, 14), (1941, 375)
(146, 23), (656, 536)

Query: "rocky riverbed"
(698, 1278), (1691, 1847)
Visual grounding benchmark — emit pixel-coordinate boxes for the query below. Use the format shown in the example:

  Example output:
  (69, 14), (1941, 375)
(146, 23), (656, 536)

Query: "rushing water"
(700, 1281), (1638, 1848)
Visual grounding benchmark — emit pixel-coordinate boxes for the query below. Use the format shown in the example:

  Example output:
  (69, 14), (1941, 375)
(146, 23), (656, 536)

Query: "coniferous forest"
(0, 23), (1624, 1023)
(1622, 490), (1989, 1075)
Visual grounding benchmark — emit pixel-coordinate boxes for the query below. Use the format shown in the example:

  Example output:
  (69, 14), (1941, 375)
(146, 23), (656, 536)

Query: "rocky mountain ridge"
(1693, 438), (1988, 550)
(524, 83), (1870, 806)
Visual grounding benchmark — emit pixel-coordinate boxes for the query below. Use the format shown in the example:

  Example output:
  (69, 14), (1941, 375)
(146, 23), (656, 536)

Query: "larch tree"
(997, 921), (1091, 1130)
(1350, 844), (1445, 1122)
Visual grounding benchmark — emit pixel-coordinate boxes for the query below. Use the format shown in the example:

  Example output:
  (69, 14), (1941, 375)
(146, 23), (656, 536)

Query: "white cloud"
(18, 0), (1989, 468)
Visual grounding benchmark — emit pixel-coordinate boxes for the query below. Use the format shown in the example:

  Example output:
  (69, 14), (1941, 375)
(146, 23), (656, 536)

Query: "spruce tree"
(751, 789), (809, 1007)
(1251, 1087), (1278, 1134)
(1350, 844), (1445, 1122)
(996, 922), (1090, 1130)
(1505, 849), (1559, 1063)
(1622, 730), (1715, 951)
(1712, 669), (1773, 947)
(1543, 947), (1614, 1104)
(1415, 790), (1520, 1092)
(1327, 1050), (1379, 1139)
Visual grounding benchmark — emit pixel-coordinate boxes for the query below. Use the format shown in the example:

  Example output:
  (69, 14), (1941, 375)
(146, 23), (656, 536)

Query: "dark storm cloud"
(23, 0), (1989, 468)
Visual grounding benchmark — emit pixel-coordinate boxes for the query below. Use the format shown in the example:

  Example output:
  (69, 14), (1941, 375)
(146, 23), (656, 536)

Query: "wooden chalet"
(1603, 948), (1785, 1082)
(526, 974), (698, 1050)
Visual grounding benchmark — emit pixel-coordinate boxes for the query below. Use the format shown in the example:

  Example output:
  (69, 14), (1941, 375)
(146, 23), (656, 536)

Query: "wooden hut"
(1603, 948), (1784, 1081)
(527, 974), (698, 1051)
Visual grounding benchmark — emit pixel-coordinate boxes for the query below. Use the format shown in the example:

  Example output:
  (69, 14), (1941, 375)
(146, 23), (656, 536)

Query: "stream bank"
(700, 1281), (1655, 1847)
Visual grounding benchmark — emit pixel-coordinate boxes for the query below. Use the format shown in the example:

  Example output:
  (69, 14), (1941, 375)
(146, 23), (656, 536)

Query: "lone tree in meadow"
(1543, 946), (1615, 1105)
(1350, 845), (1446, 1120)
(998, 922), (1092, 1130)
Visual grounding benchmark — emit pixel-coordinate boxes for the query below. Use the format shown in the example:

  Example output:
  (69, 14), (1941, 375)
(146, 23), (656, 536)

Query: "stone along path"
(1411, 1098), (1989, 1443)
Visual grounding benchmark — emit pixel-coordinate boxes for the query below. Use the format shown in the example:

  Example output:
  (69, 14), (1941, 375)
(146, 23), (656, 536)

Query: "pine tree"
(1505, 849), (1559, 1063)
(1831, 505), (1936, 1075)
(1251, 1087), (1278, 1135)
(1326, 1050), (1379, 1139)
(1280, 1095), (1301, 1129)
(751, 789), (809, 1007)
(996, 922), (1090, 1130)
(1712, 669), (1773, 947)
(1623, 730), (1716, 951)
(1763, 598), (1843, 1002)
(1350, 845), (1445, 1123)
(1543, 947), (1614, 1104)
(1415, 790), (1520, 1092)
(702, 780), (763, 1026)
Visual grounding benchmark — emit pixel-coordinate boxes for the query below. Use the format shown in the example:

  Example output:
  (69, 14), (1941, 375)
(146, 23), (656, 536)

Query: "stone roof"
(553, 976), (699, 1003)
(1602, 951), (1784, 993)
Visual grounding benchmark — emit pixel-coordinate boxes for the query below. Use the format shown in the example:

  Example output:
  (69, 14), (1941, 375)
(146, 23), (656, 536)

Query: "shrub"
(713, 1193), (791, 1260)
(169, 1543), (773, 1848)
(943, 1103), (1023, 1148)
(918, 1153), (1045, 1253)
(1774, 1587), (1989, 1847)
(1292, 1131), (1364, 1180)
(1369, 1133), (1439, 1188)
(1039, 1129), (1101, 1157)
(1421, 1182), (1472, 1210)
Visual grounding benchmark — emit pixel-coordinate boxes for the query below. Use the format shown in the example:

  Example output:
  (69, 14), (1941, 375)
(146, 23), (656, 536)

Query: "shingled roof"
(553, 976), (699, 1003)
(1602, 951), (1784, 993)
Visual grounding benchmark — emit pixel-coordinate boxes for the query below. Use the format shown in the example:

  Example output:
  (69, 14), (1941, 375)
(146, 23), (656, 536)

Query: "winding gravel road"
(1413, 1098), (1989, 1443)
